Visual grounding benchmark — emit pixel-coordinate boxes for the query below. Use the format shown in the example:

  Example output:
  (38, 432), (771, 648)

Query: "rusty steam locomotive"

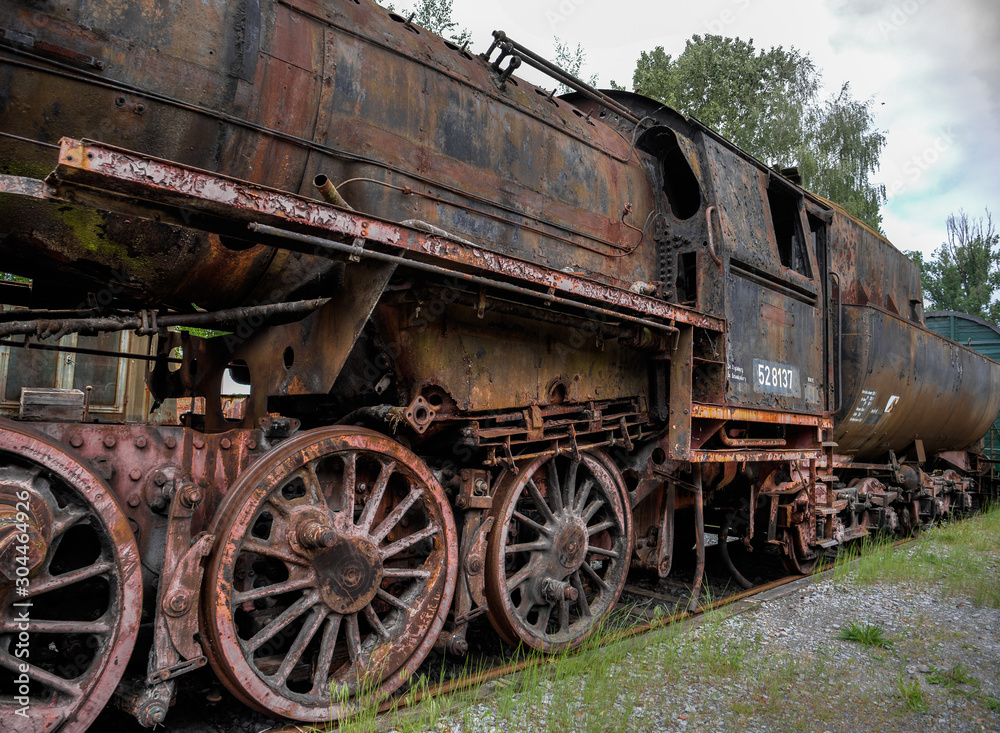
(0, 0), (997, 730)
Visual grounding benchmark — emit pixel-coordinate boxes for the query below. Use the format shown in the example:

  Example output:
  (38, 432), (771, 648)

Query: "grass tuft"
(896, 678), (929, 712)
(927, 663), (977, 688)
(836, 621), (893, 648)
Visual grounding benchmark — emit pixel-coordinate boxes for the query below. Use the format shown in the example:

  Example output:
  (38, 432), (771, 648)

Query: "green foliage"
(927, 663), (977, 688)
(553, 37), (598, 94)
(836, 622), (893, 648)
(631, 35), (886, 230)
(384, 0), (470, 47)
(906, 209), (1000, 325)
(896, 678), (929, 712)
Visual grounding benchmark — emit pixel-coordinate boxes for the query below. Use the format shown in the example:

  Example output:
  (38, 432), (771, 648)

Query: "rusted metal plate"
(377, 299), (649, 413)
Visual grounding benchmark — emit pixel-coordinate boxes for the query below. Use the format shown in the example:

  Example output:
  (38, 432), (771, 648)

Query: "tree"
(553, 38), (598, 94)
(631, 35), (886, 230)
(384, 0), (470, 47)
(907, 209), (1000, 324)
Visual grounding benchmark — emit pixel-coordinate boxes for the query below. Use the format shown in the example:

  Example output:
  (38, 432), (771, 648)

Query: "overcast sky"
(435, 0), (1000, 258)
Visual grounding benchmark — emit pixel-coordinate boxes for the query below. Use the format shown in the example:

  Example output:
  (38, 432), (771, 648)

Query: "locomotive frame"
(0, 1), (998, 730)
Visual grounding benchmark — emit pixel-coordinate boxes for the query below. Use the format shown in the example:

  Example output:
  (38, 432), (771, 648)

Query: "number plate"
(752, 359), (801, 397)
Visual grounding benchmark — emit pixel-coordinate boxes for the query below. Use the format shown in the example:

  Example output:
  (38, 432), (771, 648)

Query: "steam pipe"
(313, 174), (354, 211)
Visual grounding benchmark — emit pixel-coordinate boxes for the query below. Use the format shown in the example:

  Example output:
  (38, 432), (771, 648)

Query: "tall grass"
(844, 504), (1000, 607)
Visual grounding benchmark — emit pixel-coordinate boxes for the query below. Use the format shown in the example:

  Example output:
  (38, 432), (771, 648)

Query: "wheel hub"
(554, 518), (588, 570)
(0, 480), (52, 580)
(316, 534), (384, 614)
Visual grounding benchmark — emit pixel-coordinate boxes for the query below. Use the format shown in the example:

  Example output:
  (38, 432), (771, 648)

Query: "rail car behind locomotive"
(0, 0), (998, 730)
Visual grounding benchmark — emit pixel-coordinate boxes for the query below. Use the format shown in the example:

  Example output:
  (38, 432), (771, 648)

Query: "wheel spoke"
(505, 540), (549, 555)
(51, 506), (89, 538)
(376, 587), (411, 612)
(587, 519), (616, 536)
(3, 618), (111, 635)
(558, 598), (570, 633)
(295, 462), (324, 505)
(233, 575), (315, 605)
(379, 523), (438, 560)
(370, 487), (423, 543)
(533, 603), (552, 632)
(587, 546), (620, 559)
(564, 460), (580, 513)
(512, 510), (551, 535)
(265, 494), (291, 517)
(505, 566), (532, 591)
(582, 498), (605, 523)
(580, 559), (608, 591)
(358, 459), (396, 533)
(339, 451), (357, 508)
(310, 613), (344, 695)
(574, 479), (594, 514)
(363, 603), (391, 640)
(246, 591), (319, 653)
(526, 478), (556, 524)
(382, 567), (431, 580)
(571, 571), (592, 617)
(345, 613), (362, 663)
(0, 649), (80, 697)
(242, 537), (312, 567)
(272, 607), (328, 687)
(25, 560), (113, 598)
(546, 462), (563, 513)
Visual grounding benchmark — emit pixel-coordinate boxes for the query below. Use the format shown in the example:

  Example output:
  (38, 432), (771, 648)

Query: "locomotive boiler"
(0, 0), (997, 730)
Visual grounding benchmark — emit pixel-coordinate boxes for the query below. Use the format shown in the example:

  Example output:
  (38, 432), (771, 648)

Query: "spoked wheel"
(484, 451), (631, 653)
(201, 427), (457, 722)
(0, 420), (141, 733)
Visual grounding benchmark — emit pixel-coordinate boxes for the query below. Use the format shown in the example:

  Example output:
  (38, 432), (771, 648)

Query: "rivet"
(135, 436), (147, 449)
(103, 436), (116, 448)
(70, 436), (83, 448)
(164, 436), (177, 449)
(248, 440), (257, 450)
(129, 469), (142, 481)
(127, 495), (140, 507)
(220, 438), (232, 450)
(193, 438), (205, 450)
(129, 519), (140, 535)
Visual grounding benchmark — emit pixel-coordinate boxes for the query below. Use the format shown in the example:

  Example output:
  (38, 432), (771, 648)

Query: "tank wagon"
(0, 1), (997, 729)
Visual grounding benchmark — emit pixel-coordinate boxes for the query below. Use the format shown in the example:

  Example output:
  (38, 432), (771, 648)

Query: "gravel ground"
(399, 561), (1000, 733)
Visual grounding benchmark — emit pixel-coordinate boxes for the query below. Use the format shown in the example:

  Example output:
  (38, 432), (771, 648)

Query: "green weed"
(836, 621), (893, 648)
(897, 678), (929, 712)
(927, 663), (977, 688)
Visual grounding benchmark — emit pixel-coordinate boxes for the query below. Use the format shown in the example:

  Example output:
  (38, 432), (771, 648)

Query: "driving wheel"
(484, 451), (630, 653)
(201, 427), (457, 722)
